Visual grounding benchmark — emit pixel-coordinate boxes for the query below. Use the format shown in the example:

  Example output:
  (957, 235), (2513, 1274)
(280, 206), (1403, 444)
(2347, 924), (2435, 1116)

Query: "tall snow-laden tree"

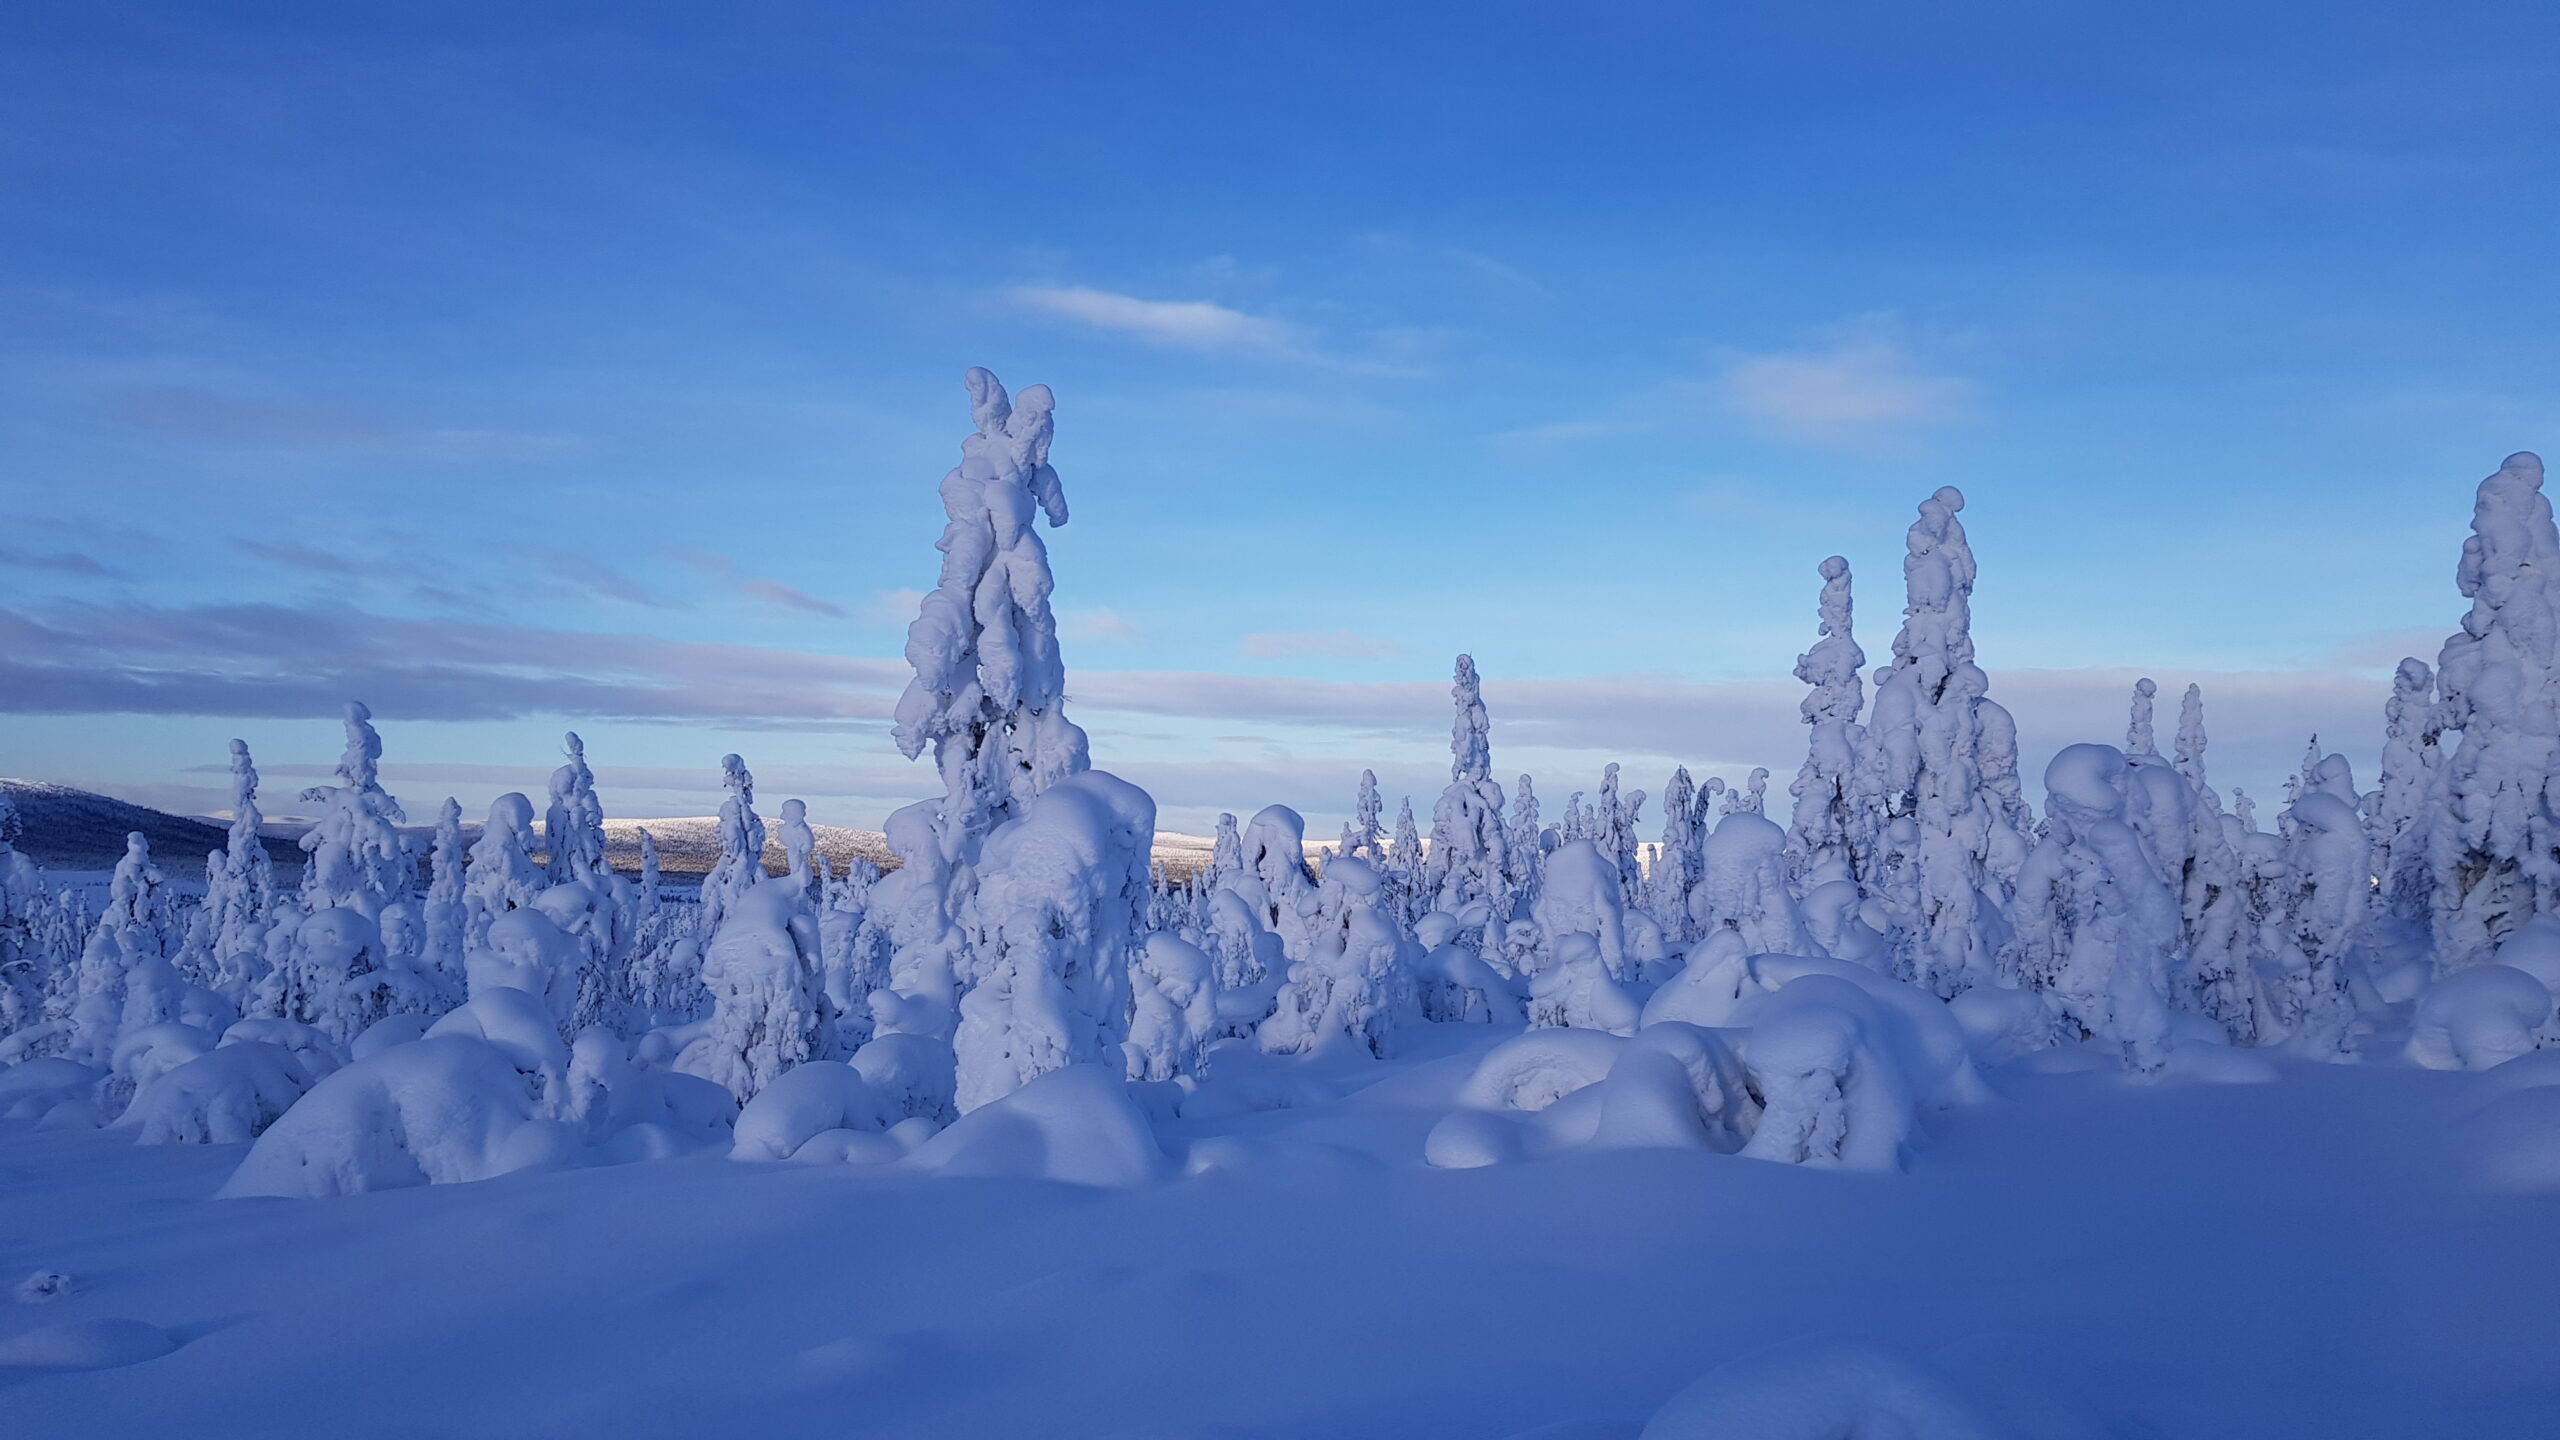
(634, 827), (662, 927)
(1649, 766), (1699, 941)
(421, 797), (467, 995)
(1424, 655), (1511, 927)
(888, 366), (1087, 862)
(2283, 789), (2369, 1057)
(1858, 486), (2028, 997)
(182, 739), (276, 1007)
(2008, 745), (2180, 1073)
(2158, 688), (2260, 1040)
(297, 702), (410, 920)
(67, 832), (182, 1064)
(545, 732), (608, 885)
(0, 791), (45, 1041)
(2126, 678), (2158, 756)
(700, 754), (766, 934)
(778, 799), (816, 891)
(2369, 658), (2441, 932)
(1787, 555), (1869, 889)
(1339, 769), (1385, 862)
(2427, 467), (2560, 969)
(463, 793), (545, 954)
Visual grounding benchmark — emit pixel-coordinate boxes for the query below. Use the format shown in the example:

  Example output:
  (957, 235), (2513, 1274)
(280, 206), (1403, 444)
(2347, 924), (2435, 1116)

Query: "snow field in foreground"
(6, 1038), (2559, 1439)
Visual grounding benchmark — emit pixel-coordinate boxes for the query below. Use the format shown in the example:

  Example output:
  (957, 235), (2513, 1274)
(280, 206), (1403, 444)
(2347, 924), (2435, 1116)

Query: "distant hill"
(1, 780), (1237, 884)
(0, 779), (307, 881)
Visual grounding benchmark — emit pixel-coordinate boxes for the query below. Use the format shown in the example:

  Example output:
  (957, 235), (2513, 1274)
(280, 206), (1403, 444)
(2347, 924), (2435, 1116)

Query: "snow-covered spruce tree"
(2416, 509), (2560, 948)
(699, 754), (766, 934)
(2126, 677), (2159, 756)
(1787, 555), (1869, 889)
(0, 791), (46, 1042)
(870, 369), (1154, 1109)
(2159, 688), (2261, 1040)
(463, 793), (544, 954)
(635, 827), (661, 926)
(778, 799), (816, 891)
(1386, 795), (1427, 926)
(420, 797), (467, 997)
(68, 833), (193, 1068)
(180, 739), (277, 1008)
(1338, 769), (1385, 862)
(544, 732), (608, 885)
(1424, 655), (1512, 929)
(2282, 785), (2370, 1057)
(1856, 486), (2028, 997)
(2006, 745), (2180, 1072)
(1648, 766), (1699, 942)
(1592, 763), (1649, 907)
(2368, 658), (2441, 934)
(295, 702), (411, 923)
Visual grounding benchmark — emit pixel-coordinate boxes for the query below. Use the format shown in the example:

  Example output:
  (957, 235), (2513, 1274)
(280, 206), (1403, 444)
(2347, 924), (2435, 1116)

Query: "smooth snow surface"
(9, 1035), (2560, 1437)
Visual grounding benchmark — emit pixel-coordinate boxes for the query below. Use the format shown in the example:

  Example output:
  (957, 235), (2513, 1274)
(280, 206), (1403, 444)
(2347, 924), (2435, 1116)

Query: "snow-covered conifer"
(700, 754), (767, 934)
(183, 740), (277, 1007)
(2126, 678), (2158, 756)
(778, 799), (816, 892)
(2283, 790), (2369, 1056)
(463, 793), (544, 954)
(1856, 486), (2027, 997)
(67, 833), (186, 1067)
(2007, 746), (2180, 1072)
(1787, 555), (1869, 888)
(296, 702), (410, 921)
(1424, 656), (1511, 928)
(2369, 658), (2441, 930)
(0, 792), (44, 1041)
(634, 827), (661, 927)
(544, 732), (608, 886)
(420, 797), (466, 996)
(1649, 766), (1699, 940)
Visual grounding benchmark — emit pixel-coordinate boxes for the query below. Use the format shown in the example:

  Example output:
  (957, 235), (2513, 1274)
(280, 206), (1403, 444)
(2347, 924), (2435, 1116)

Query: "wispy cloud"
(111, 385), (575, 461)
(237, 538), (359, 575)
(0, 549), (122, 579)
(663, 547), (848, 620)
(1718, 336), (1974, 451)
(1009, 286), (1305, 356)
(864, 588), (926, 627)
(548, 552), (663, 608)
(741, 578), (849, 619)
(1062, 607), (1143, 642)
(1241, 629), (1409, 662)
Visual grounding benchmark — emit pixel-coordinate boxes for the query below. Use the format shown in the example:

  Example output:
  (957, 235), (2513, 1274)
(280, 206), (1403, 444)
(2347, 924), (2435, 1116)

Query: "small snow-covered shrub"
(220, 1036), (577, 1198)
(0, 1057), (104, 1122)
(115, 1042), (312, 1144)
(731, 1060), (900, 1162)
(2406, 965), (2552, 1071)
(851, 1031), (958, 1124)
(905, 1063), (1168, 1186)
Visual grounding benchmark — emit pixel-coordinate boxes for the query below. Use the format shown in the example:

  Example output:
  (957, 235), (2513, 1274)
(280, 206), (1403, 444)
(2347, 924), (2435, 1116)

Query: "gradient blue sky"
(3, 1), (2555, 836)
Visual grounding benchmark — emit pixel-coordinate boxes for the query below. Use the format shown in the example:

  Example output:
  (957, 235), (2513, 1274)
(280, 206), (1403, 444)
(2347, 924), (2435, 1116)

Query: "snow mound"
(114, 1041), (313, 1144)
(905, 1063), (1169, 1186)
(1639, 1338), (2111, 1439)
(731, 1060), (900, 1162)
(219, 1036), (576, 1198)
(1427, 1023), (1754, 1168)
(0, 1316), (178, 1371)
(349, 1012), (435, 1059)
(0, 1058), (105, 1122)
(1736, 977), (1918, 1172)
(851, 1032), (958, 1124)
(221, 1018), (348, 1079)
(2406, 965), (2552, 1071)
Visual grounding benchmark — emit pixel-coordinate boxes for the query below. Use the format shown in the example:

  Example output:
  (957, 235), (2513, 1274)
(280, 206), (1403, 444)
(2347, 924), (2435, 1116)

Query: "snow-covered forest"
(7, 373), (2560, 1436)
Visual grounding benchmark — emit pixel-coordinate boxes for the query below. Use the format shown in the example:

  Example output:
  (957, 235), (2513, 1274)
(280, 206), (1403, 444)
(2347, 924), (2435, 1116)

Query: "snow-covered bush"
(677, 880), (822, 1104)
(729, 1059), (901, 1162)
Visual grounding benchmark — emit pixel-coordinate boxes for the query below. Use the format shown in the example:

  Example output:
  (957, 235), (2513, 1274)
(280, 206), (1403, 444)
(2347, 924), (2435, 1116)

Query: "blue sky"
(2, 1), (2555, 836)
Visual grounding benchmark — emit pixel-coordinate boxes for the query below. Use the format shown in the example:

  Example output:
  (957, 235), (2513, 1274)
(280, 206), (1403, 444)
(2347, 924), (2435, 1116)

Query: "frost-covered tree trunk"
(2367, 658), (2440, 934)
(2424, 469), (2560, 966)
(1787, 555), (1869, 891)
(1856, 487), (2027, 997)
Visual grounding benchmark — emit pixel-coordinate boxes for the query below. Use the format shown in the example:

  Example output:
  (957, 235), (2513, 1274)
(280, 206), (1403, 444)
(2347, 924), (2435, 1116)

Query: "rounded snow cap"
(1929, 484), (1965, 513)
(1818, 554), (1849, 581)
(2502, 451), (2543, 480)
